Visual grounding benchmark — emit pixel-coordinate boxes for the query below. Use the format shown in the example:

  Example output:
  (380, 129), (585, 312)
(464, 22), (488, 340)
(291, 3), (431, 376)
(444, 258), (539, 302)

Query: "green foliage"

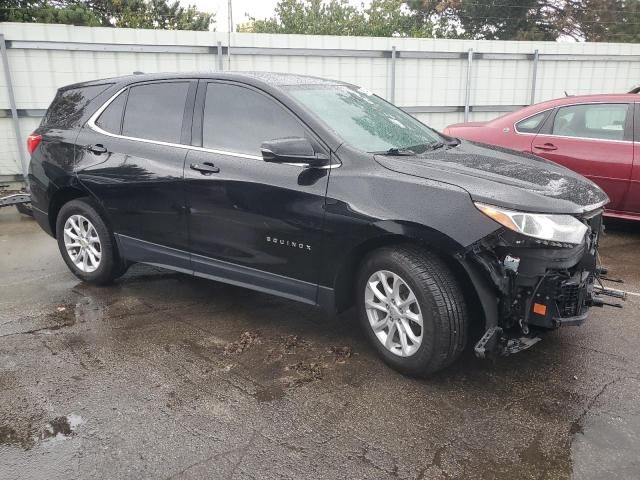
(1, 0), (214, 30)
(3, 0), (639, 42)
(1, 1), (99, 25)
(248, 0), (640, 43)
(250, 0), (434, 37)
(405, 0), (559, 40)
(559, 0), (640, 42)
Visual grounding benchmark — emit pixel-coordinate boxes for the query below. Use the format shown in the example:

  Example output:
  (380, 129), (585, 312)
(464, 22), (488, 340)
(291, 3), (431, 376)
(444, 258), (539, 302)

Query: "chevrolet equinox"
(28, 72), (614, 376)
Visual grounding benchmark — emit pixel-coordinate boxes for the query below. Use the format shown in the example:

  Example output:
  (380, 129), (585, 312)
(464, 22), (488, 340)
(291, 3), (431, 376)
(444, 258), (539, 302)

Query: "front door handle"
(533, 143), (558, 151)
(190, 162), (220, 175)
(88, 144), (108, 155)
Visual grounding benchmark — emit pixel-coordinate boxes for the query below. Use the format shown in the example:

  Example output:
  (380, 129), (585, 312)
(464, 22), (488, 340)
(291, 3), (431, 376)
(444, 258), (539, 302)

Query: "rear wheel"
(357, 245), (468, 377)
(56, 199), (127, 284)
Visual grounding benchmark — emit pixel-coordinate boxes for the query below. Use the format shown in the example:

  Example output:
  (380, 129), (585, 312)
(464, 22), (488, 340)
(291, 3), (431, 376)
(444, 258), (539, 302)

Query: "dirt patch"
(0, 188), (24, 196)
(0, 371), (18, 390)
(287, 361), (324, 385)
(46, 304), (76, 330)
(0, 425), (35, 450)
(280, 334), (309, 353)
(224, 331), (261, 355)
(253, 384), (286, 403)
(330, 346), (352, 363)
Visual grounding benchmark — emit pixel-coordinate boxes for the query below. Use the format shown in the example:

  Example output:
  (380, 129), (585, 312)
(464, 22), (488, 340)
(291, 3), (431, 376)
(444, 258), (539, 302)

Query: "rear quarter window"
(42, 84), (112, 129)
(95, 89), (128, 135)
(515, 111), (548, 134)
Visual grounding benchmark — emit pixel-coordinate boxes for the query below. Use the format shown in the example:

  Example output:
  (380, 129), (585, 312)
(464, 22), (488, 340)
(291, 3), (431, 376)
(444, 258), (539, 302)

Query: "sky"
(187, 0), (372, 32)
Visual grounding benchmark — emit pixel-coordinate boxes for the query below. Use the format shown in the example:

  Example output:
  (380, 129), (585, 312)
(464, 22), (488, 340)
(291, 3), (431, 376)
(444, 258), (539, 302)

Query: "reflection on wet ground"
(1, 209), (639, 479)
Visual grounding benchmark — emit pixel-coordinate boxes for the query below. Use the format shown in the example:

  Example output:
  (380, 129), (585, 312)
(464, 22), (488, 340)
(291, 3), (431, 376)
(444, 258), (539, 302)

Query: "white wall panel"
(2, 22), (640, 176)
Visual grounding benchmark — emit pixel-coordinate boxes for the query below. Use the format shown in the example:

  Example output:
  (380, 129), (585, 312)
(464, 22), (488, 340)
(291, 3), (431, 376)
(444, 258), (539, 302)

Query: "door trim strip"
(115, 234), (320, 306)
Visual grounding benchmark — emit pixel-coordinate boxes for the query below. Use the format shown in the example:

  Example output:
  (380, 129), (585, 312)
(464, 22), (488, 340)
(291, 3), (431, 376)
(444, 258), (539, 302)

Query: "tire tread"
(358, 244), (468, 376)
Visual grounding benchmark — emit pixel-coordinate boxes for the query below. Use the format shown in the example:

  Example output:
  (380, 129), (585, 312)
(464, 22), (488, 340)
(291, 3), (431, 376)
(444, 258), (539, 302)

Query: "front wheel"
(56, 198), (127, 285)
(357, 246), (468, 377)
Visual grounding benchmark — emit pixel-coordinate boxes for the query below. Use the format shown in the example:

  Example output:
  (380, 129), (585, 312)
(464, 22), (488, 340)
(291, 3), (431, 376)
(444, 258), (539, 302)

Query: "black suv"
(28, 72), (611, 376)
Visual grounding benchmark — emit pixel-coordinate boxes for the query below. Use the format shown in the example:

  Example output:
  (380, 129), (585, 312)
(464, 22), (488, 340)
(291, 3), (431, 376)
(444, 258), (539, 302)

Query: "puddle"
(570, 378), (640, 479)
(74, 297), (104, 324)
(39, 296), (103, 333)
(571, 412), (640, 479)
(41, 414), (84, 441)
(0, 414), (84, 450)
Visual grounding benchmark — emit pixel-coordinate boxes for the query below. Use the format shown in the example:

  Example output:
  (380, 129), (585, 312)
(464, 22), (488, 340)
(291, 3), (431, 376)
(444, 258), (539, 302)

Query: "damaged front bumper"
(458, 209), (625, 358)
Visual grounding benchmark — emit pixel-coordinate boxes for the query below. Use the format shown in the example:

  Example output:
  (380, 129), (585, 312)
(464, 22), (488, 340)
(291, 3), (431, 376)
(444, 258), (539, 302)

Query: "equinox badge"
(266, 236), (312, 251)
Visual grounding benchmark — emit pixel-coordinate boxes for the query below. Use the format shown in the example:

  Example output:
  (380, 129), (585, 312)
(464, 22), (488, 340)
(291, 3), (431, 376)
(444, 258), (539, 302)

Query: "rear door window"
(202, 83), (306, 156)
(122, 82), (190, 143)
(551, 103), (630, 141)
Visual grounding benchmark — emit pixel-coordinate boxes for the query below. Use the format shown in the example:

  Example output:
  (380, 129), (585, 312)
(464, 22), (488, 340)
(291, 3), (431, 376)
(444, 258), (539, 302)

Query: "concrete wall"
(2, 22), (640, 177)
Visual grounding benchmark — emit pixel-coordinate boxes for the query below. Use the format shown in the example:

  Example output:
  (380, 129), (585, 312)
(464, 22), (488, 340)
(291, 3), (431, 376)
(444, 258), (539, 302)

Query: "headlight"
(475, 202), (588, 245)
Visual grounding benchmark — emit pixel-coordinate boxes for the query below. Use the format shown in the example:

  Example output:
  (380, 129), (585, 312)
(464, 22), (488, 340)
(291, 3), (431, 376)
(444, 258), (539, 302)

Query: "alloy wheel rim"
(364, 270), (423, 357)
(63, 214), (102, 273)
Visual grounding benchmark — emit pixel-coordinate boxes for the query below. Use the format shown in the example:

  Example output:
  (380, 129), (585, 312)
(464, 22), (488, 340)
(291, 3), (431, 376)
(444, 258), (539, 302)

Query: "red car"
(444, 94), (639, 220)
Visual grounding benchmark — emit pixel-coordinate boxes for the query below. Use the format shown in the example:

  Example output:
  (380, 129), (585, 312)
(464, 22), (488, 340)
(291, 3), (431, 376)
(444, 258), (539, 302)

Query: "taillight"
(27, 133), (42, 155)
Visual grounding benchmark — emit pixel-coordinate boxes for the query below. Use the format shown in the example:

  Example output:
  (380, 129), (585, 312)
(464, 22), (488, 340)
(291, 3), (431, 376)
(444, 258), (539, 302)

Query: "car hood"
(375, 140), (608, 215)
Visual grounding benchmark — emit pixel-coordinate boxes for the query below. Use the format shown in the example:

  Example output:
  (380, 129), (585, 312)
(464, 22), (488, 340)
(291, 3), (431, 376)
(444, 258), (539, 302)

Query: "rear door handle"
(88, 144), (108, 155)
(190, 162), (220, 174)
(533, 143), (558, 151)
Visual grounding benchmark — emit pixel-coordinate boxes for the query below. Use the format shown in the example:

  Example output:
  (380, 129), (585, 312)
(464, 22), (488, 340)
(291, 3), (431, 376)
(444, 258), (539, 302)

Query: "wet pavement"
(1, 208), (639, 480)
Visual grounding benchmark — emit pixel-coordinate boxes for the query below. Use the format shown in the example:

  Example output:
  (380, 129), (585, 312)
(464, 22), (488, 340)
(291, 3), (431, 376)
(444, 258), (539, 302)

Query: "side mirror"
(261, 137), (329, 168)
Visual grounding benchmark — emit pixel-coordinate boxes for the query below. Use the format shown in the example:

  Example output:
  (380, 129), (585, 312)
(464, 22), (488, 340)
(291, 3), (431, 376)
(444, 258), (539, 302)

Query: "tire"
(56, 198), (127, 285)
(356, 245), (468, 377)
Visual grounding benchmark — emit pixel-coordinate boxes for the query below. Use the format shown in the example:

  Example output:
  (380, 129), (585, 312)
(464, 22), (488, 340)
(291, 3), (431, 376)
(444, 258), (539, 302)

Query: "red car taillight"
(27, 133), (42, 155)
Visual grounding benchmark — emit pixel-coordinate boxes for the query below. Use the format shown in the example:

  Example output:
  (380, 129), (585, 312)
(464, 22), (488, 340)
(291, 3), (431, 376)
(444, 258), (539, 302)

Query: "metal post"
(217, 41), (223, 71)
(530, 49), (539, 105)
(390, 46), (396, 103)
(464, 48), (473, 122)
(227, 0), (233, 70)
(0, 34), (28, 185)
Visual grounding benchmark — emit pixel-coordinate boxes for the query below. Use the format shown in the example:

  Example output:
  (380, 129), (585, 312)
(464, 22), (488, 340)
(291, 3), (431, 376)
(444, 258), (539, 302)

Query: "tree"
(406, 0), (558, 40)
(556, 0), (640, 42)
(249, 0), (435, 37)
(359, 0), (435, 37)
(249, 0), (363, 35)
(1, 1), (100, 25)
(1, 0), (214, 30)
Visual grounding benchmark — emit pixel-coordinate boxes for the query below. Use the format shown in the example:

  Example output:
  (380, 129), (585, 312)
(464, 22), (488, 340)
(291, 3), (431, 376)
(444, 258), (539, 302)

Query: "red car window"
(551, 104), (628, 141)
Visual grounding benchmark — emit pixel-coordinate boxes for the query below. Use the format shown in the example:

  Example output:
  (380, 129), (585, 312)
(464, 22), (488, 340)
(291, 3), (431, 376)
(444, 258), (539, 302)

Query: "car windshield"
(286, 85), (443, 153)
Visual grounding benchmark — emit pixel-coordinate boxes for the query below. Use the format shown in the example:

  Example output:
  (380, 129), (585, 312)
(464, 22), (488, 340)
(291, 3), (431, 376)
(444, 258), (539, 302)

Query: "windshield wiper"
(425, 141), (445, 151)
(372, 147), (417, 156)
